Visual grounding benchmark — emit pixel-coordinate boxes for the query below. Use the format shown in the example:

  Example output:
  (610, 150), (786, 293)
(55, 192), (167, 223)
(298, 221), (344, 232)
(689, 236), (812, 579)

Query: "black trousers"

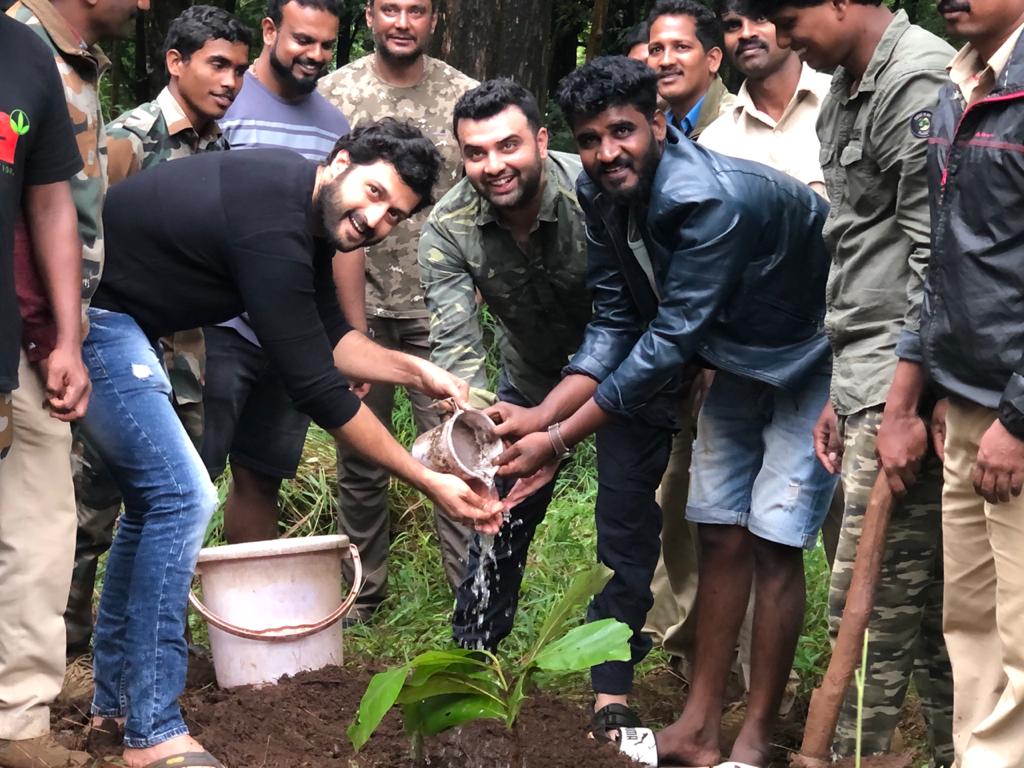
(453, 402), (672, 696)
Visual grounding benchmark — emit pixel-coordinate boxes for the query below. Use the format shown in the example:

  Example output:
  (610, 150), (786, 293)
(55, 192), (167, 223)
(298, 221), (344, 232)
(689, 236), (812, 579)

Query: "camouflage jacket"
(106, 86), (225, 183)
(105, 87), (226, 406)
(418, 152), (591, 406)
(8, 0), (108, 317)
(318, 55), (477, 320)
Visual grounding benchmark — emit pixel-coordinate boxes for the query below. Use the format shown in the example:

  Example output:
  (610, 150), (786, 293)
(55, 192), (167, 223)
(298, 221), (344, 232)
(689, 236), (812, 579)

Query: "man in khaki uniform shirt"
(318, 0), (477, 619)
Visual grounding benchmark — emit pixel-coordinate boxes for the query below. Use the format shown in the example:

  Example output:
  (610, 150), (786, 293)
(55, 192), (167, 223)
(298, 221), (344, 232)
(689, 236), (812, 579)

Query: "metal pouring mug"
(411, 408), (503, 484)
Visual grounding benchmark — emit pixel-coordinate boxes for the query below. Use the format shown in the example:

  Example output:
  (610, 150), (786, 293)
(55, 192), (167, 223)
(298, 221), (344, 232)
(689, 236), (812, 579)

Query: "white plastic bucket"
(189, 534), (362, 689)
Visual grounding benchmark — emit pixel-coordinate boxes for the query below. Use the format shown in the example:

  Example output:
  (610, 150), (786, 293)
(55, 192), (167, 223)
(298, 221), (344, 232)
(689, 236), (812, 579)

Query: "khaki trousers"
(942, 399), (1024, 768)
(0, 352), (76, 739)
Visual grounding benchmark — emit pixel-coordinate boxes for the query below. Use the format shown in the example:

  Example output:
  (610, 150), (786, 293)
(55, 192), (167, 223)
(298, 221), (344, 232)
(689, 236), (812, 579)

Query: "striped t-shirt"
(219, 71), (350, 161)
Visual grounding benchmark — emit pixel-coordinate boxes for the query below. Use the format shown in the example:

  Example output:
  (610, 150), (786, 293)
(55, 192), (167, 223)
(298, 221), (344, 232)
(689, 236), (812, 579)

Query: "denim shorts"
(685, 364), (836, 549)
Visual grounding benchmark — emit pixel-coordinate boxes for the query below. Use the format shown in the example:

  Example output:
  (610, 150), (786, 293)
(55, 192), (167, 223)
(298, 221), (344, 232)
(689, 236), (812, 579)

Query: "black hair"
(452, 79), (543, 137)
(647, 0), (722, 52)
(750, 0), (881, 16)
(266, 0), (340, 26)
(366, 0), (435, 11)
(163, 5), (252, 61)
(328, 118), (442, 213)
(555, 56), (659, 129)
(621, 22), (651, 54)
(714, 0), (754, 17)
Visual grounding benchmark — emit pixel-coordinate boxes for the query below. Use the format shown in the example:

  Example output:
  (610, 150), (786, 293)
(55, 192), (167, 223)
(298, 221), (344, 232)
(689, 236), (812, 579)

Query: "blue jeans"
(686, 364), (836, 549)
(79, 309), (217, 748)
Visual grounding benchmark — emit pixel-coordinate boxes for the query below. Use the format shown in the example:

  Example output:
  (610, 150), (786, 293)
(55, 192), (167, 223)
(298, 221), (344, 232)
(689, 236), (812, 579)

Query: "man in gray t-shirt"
(203, 0), (356, 544)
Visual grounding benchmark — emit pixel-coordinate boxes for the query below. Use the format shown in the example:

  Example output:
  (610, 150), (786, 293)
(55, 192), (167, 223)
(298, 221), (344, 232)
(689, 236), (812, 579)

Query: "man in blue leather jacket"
(494, 56), (837, 766)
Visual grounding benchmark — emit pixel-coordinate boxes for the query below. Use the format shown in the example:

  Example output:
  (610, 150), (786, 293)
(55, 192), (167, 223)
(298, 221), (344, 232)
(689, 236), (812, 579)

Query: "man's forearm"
(884, 360), (926, 415)
(332, 330), (424, 388)
(333, 248), (368, 334)
(533, 374), (600, 427)
(329, 403), (431, 490)
(24, 181), (82, 348)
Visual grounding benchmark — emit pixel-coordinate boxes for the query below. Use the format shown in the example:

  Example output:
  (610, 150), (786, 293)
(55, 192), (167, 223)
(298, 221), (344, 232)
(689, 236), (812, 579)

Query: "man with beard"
(495, 57), (836, 767)
(80, 121), (505, 768)
(417, 79), (591, 654)
(647, 0), (735, 140)
(64, 3), (251, 660)
(207, 0), (357, 547)
(638, 0), (736, 681)
(879, 1), (1024, 764)
(756, 0), (955, 762)
(318, 0), (477, 622)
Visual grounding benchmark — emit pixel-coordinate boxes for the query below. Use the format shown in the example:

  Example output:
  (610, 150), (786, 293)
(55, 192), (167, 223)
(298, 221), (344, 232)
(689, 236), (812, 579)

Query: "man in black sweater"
(80, 120), (503, 768)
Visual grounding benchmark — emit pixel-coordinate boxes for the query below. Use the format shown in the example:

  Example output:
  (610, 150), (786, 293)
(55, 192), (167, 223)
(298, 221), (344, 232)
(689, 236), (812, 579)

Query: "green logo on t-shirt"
(9, 110), (29, 136)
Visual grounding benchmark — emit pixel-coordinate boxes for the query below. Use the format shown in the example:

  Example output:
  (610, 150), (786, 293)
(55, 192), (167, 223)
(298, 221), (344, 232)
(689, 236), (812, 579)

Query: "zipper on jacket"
(943, 88), (1024, 188)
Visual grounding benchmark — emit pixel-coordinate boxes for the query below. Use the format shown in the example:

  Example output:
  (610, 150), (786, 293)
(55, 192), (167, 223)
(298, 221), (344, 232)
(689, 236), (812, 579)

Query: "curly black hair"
(452, 79), (542, 137)
(328, 118), (442, 213)
(163, 5), (252, 61)
(555, 56), (659, 129)
(750, 0), (881, 16)
(266, 0), (340, 25)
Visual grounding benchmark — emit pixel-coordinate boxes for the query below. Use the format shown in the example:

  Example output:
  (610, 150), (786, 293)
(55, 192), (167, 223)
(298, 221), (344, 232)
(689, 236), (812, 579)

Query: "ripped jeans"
(79, 308), (217, 748)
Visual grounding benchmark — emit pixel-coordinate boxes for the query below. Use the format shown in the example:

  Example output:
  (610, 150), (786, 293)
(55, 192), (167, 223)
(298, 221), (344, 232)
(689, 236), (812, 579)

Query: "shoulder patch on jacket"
(910, 110), (933, 139)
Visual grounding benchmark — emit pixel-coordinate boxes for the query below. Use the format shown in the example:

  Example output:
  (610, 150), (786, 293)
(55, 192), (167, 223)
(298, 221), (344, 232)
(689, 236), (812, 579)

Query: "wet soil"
(57, 664), (637, 768)
(54, 660), (923, 768)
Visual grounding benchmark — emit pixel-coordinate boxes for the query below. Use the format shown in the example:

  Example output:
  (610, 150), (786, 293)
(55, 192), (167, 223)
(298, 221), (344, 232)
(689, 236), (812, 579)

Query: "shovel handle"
(188, 544), (362, 643)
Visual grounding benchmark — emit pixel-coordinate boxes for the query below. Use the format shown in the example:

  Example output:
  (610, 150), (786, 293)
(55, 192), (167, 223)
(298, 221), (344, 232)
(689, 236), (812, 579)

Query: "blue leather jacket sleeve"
(564, 199), (647, 383)
(594, 197), (758, 417)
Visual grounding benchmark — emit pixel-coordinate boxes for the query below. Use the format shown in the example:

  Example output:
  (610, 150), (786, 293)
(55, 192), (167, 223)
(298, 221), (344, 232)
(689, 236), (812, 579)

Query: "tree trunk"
(434, 0), (554, 112)
(585, 0), (610, 61)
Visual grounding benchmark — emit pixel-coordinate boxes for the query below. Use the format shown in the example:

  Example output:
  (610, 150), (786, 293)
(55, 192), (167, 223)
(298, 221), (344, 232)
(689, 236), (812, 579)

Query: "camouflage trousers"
(65, 332), (203, 654)
(0, 391), (11, 461)
(831, 406), (954, 766)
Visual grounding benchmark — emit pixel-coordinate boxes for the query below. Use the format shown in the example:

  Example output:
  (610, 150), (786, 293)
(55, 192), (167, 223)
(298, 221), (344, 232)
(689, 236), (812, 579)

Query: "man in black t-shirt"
(0, 13), (91, 768)
(80, 120), (505, 768)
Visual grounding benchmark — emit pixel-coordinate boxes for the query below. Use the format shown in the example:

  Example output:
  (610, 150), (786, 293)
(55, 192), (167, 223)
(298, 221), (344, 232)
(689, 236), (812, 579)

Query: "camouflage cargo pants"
(831, 406), (953, 766)
(65, 331), (203, 655)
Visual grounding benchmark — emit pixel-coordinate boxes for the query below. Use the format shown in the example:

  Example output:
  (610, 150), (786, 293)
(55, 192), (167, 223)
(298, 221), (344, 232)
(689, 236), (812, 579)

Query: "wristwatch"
(547, 422), (573, 462)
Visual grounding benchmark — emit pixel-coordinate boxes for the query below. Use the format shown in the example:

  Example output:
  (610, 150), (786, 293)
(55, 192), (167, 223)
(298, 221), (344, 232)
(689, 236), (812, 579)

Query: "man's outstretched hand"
(484, 401), (548, 441)
(424, 471), (506, 534)
(973, 419), (1024, 504)
(413, 359), (470, 409)
(493, 431), (555, 478)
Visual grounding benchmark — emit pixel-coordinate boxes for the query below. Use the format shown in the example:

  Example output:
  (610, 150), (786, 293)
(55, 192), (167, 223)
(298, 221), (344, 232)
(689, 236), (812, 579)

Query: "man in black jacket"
(494, 57), (836, 767)
(882, 2), (1024, 765)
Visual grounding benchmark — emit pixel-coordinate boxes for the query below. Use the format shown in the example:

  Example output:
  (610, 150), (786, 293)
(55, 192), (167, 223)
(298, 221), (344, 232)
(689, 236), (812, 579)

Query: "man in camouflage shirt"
(418, 80), (590, 651)
(760, 0), (955, 762)
(318, 0), (477, 617)
(64, 4), (251, 658)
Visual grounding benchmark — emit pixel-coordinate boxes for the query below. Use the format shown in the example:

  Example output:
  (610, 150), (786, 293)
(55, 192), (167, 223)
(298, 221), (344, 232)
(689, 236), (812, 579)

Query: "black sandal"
(589, 702), (642, 743)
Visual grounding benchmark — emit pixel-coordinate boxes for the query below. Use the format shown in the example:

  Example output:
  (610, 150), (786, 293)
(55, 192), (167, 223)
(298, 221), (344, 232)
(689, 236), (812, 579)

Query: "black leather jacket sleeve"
(593, 196), (759, 417)
(564, 204), (647, 384)
(1000, 373), (1024, 439)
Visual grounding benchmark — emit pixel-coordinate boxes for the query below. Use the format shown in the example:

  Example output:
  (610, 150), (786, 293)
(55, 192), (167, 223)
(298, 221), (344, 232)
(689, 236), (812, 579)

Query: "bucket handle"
(187, 544), (362, 643)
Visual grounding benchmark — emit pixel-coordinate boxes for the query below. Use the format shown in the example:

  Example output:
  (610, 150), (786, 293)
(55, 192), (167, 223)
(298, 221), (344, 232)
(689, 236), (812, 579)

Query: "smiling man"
(79, 120), (504, 768)
(208, 0), (355, 553)
(319, 0), (478, 622)
(64, 3), (252, 660)
(754, 0), (955, 762)
(495, 57), (836, 767)
(647, 0), (735, 139)
(416, 78), (592, 660)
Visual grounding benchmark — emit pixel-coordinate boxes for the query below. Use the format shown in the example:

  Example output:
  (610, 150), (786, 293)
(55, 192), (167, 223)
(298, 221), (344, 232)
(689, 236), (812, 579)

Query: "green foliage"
(347, 564), (631, 752)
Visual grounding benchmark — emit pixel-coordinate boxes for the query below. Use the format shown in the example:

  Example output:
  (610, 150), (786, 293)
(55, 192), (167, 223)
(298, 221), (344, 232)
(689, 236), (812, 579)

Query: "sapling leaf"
(402, 693), (507, 737)
(397, 671), (505, 707)
(348, 665), (410, 751)
(533, 618), (632, 671)
(523, 563), (614, 666)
